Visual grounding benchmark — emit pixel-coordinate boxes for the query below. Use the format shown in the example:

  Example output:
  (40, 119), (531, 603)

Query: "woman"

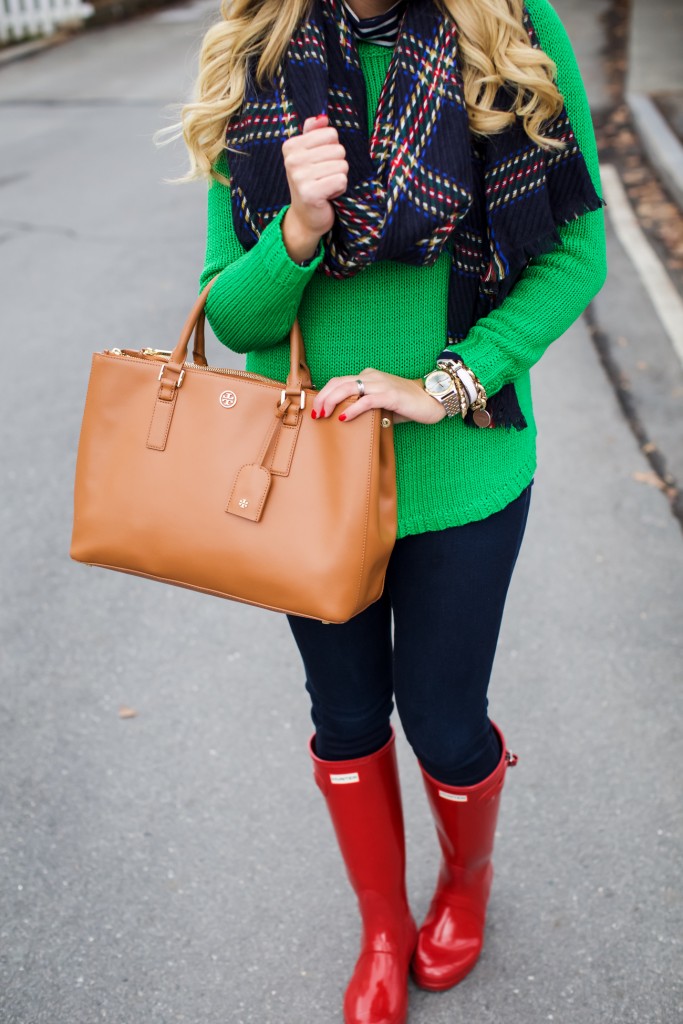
(180, 1), (606, 1021)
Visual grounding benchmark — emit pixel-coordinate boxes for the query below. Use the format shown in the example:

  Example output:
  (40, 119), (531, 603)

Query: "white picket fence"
(0, 0), (94, 43)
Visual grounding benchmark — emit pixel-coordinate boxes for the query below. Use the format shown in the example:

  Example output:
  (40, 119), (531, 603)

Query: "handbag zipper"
(105, 348), (281, 386)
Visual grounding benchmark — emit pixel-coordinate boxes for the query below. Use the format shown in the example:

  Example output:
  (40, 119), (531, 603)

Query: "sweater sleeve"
(438, 0), (607, 395)
(198, 151), (324, 354)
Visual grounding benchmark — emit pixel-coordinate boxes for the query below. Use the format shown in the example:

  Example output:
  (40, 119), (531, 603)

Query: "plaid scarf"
(226, 0), (605, 429)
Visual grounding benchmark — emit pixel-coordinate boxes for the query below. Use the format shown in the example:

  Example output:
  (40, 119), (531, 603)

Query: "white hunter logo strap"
(330, 772), (360, 784)
(438, 791), (468, 802)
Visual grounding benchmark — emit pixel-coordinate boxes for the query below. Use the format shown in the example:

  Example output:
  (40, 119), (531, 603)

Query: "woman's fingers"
(288, 159), (349, 185)
(285, 146), (347, 173)
(293, 174), (348, 207)
(284, 124), (340, 153)
(303, 114), (331, 135)
(307, 144), (347, 163)
(311, 393), (375, 423)
(302, 114), (328, 134)
(336, 395), (376, 423)
(310, 370), (445, 426)
(312, 375), (379, 420)
(282, 115), (348, 235)
(286, 153), (347, 185)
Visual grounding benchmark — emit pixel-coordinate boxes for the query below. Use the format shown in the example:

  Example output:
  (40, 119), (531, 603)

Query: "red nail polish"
(311, 409), (317, 420)
(339, 413), (346, 422)
(319, 409), (326, 418)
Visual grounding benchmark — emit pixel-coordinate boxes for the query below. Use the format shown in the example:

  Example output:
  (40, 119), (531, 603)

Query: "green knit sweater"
(199, 0), (607, 538)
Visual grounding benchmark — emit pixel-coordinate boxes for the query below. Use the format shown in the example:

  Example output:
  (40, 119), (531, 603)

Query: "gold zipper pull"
(141, 348), (173, 357)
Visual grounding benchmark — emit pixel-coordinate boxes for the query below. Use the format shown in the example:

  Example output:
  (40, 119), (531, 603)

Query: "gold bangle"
(438, 360), (468, 418)
(454, 363), (491, 427)
(469, 370), (488, 406)
(460, 367), (489, 426)
(452, 373), (469, 419)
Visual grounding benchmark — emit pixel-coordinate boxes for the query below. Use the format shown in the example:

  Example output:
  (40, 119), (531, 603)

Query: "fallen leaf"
(632, 471), (666, 492)
(616, 128), (637, 146)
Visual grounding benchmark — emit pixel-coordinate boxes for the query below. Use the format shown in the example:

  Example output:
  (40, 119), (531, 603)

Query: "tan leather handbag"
(70, 279), (397, 623)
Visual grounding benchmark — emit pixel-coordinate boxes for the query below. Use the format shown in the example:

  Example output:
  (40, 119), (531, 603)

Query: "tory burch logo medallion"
(219, 390), (237, 409)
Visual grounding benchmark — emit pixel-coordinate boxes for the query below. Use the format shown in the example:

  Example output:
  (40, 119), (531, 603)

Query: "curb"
(627, 91), (683, 213)
(0, 30), (72, 66)
(88, 0), (184, 26)
(0, 0), (183, 66)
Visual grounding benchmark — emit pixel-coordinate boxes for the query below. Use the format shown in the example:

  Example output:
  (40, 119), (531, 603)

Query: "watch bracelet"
(435, 362), (467, 418)
(433, 361), (468, 418)
(422, 368), (461, 417)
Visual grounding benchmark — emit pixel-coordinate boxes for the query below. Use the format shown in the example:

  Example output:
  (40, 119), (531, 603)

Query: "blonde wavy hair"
(174, 0), (566, 183)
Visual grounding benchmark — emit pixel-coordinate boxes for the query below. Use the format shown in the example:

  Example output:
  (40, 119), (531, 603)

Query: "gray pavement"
(555, 0), (683, 522)
(1, 3), (682, 1023)
(547, 0), (612, 115)
(588, 199), (683, 520)
(627, 0), (683, 98)
(627, 0), (683, 210)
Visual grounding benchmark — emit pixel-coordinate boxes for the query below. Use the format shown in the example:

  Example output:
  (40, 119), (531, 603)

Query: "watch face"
(425, 370), (452, 396)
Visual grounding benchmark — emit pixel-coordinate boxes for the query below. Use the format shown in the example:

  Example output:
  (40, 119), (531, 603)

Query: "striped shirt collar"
(342, 0), (408, 47)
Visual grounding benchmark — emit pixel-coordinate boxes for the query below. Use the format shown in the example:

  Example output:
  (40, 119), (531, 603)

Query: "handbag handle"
(165, 275), (313, 395)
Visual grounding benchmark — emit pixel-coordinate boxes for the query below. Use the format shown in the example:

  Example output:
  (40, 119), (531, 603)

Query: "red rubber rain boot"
(309, 729), (418, 1024)
(412, 722), (517, 991)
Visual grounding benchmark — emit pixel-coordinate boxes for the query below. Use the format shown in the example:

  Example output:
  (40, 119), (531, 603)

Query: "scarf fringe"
(463, 383), (528, 431)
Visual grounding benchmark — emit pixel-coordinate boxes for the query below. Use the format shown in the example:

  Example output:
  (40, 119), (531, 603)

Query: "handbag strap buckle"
(158, 364), (185, 388)
(280, 389), (305, 410)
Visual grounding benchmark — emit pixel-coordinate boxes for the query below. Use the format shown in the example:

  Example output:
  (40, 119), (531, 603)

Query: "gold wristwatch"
(422, 368), (461, 417)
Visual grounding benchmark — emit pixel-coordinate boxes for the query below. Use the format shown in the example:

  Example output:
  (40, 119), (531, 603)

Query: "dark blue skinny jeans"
(286, 479), (534, 787)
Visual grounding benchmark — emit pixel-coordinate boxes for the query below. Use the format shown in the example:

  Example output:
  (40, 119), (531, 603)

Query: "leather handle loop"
(287, 319), (312, 393)
(172, 275), (312, 391)
(192, 306), (209, 367)
(166, 275), (220, 375)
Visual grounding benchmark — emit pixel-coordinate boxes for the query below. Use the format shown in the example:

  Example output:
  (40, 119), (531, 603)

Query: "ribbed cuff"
(204, 207), (325, 353)
(266, 205), (325, 278)
(438, 337), (503, 396)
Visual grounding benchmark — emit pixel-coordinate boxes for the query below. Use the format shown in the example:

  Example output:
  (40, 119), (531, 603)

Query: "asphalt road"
(1, 3), (682, 1023)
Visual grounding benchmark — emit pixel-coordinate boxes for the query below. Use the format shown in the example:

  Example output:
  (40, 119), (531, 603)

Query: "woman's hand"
(281, 114), (348, 263)
(310, 369), (447, 426)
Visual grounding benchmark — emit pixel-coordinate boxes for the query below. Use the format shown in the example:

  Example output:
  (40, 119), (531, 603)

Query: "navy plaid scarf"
(226, 0), (605, 429)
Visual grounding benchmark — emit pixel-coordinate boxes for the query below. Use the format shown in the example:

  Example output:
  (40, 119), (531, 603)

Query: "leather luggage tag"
(226, 464), (272, 522)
